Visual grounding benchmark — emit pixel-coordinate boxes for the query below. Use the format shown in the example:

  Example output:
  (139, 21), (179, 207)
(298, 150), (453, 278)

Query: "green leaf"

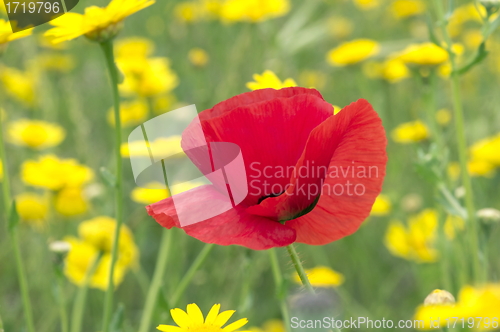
(455, 42), (489, 76)
(100, 167), (117, 188)
(110, 303), (125, 332)
(8, 200), (19, 233)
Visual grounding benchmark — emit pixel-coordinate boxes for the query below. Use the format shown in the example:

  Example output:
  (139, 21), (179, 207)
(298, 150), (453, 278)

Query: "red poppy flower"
(147, 87), (387, 250)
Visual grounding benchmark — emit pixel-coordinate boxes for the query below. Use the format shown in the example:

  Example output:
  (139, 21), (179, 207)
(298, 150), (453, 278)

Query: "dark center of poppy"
(257, 191), (284, 204)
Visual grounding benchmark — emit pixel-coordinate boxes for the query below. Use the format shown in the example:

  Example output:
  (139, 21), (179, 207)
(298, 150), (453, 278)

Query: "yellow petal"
(222, 318), (248, 332)
(157, 325), (183, 332)
(213, 310), (235, 327)
(205, 304), (221, 324)
(186, 303), (204, 325)
(170, 308), (191, 328)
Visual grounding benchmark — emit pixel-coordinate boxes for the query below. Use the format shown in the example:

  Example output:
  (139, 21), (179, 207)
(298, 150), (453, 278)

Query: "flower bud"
(424, 289), (455, 305)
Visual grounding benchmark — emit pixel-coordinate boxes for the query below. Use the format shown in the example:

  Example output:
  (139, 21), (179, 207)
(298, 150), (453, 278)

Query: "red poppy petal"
(182, 90), (333, 207)
(147, 186), (297, 250)
(200, 87), (324, 121)
(285, 99), (388, 245)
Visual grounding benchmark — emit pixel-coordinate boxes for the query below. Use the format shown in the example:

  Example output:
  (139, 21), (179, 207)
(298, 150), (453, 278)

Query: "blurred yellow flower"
(0, 66), (36, 107)
(54, 187), (89, 217)
(293, 266), (344, 287)
(299, 70), (326, 89)
(399, 43), (449, 66)
(174, 1), (207, 22)
(353, 0), (379, 10)
(7, 119), (65, 149)
(250, 320), (285, 332)
(391, 0), (426, 19)
(364, 58), (410, 83)
(34, 53), (75, 73)
(327, 17), (354, 40)
(117, 57), (179, 98)
(246, 70), (297, 90)
(15, 192), (48, 227)
(448, 4), (485, 38)
(370, 194), (391, 216)
(153, 94), (177, 114)
(157, 303), (248, 332)
(436, 109), (452, 126)
(0, 19), (32, 47)
(391, 120), (429, 143)
(219, 0), (290, 23)
(414, 284), (500, 330)
(64, 237), (128, 290)
(22, 155), (94, 190)
(121, 136), (184, 158)
(107, 99), (148, 127)
(188, 48), (209, 67)
(78, 216), (138, 267)
(0, 160), (3, 181)
(131, 182), (170, 205)
(115, 37), (154, 59)
(448, 160), (496, 179)
(327, 39), (380, 67)
(385, 209), (464, 263)
(470, 133), (500, 167)
(45, 0), (155, 43)
(464, 29), (484, 50)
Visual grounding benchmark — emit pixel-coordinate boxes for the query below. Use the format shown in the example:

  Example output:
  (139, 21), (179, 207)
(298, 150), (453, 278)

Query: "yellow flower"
(448, 4), (485, 38)
(219, 0), (290, 23)
(469, 133), (500, 166)
(15, 192), (48, 227)
(131, 182), (170, 205)
(153, 94), (177, 115)
(399, 43), (449, 66)
(54, 187), (89, 216)
(7, 119), (65, 149)
(115, 37), (155, 59)
(382, 58), (410, 83)
(45, 0), (155, 43)
(117, 57), (179, 98)
(370, 194), (391, 216)
(174, 1), (207, 22)
(353, 0), (380, 10)
(327, 39), (380, 67)
(327, 17), (354, 40)
(0, 19), (32, 47)
(464, 29), (484, 49)
(188, 48), (209, 67)
(78, 216), (138, 267)
(0, 159), (3, 181)
(121, 136), (184, 158)
(33, 53), (75, 73)
(22, 155), (94, 190)
(444, 214), (465, 239)
(414, 284), (500, 330)
(246, 70), (297, 91)
(0, 66), (36, 107)
(436, 109), (452, 126)
(63, 237), (128, 290)
(157, 303), (248, 332)
(293, 266), (344, 287)
(447, 160), (496, 179)
(107, 99), (148, 127)
(299, 70), (326, 89)
(250, 320), (285, 332)
(391, 0), (426, 19)
(391, 120), (430, 143)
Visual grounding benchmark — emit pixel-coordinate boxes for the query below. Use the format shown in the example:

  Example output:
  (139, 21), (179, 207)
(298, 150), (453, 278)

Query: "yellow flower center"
(21, 124), (49, 148)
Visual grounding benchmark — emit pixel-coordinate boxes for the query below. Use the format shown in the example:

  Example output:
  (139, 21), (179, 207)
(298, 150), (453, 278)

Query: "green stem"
(0, 108), (35, 332)
(433, 0), (482, 283)
(70, 252), (102, 332)
(99, 39), (124, 332)
(57, 277), (69, 332)
(170, 243), (215, 307)
(138, 229), (173, 332)
(268, 249), (291, 332)
(285, 244), (314, 293)
(0, 312), (3, 332)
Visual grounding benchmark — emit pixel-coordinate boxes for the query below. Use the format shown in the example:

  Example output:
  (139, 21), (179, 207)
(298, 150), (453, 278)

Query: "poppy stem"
(432, 0), (482, 283)
(70, 252), (103, 332)
(138, 229), (173, 332)
(268, 248), (291, 332)
(286, 244), (315, 293)
(99, 39), (125, 332)
(0, 105), (36, 332)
